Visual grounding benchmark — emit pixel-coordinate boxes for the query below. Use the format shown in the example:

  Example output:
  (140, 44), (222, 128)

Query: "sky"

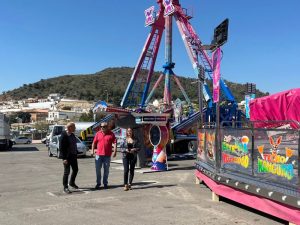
(0, 0), (299, 95)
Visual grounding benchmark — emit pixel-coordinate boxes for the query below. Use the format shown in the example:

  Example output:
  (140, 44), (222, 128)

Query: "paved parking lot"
(0, 144), (285, 225)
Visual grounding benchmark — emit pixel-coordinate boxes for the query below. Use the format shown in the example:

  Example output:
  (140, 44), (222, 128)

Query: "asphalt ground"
(0, 144), (286, 225)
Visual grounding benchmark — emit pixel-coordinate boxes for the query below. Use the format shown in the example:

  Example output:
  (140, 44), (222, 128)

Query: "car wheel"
(48, 148), (53, 157)
(12, 141), (16, 145)
(27, 141), (31, 144)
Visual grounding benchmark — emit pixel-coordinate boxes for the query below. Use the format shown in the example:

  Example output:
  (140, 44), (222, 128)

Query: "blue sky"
(0, 0), (299, 95)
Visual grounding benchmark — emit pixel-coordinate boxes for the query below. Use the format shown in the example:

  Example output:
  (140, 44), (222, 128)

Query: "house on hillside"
(56, 99), (92, 113)
(47, 93), (62, 102)
(46, 110), (83, 123)
(24, 109), (49, 123)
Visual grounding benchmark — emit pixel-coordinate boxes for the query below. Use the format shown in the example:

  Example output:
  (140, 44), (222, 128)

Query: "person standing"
(92, 122), (117, 190)
(59, 122), (79, 194)
(121, 128), (139, 191)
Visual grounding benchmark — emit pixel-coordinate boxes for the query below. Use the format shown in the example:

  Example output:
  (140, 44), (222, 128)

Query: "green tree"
(8, 113), (18, 125)
(16, 112), (31, 123)
(35, 122), (49, 132)
(79, 110), (94, 122)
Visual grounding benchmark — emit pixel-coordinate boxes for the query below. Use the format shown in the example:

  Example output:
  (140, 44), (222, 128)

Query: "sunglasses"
(100, 126), (108, 128)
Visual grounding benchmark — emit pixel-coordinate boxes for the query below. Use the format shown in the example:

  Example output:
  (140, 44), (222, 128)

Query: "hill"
(0, 67), (267, 105)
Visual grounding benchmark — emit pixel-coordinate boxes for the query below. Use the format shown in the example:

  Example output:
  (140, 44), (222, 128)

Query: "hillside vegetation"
(0, 67), (267, 105)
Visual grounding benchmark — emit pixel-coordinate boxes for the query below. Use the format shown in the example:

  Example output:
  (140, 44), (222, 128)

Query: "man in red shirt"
(92, 122), (117, 189)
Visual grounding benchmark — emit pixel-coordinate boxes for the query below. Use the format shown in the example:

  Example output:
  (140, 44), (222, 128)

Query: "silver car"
(48, 135), (88, 158)
(12, 136), (32, 144)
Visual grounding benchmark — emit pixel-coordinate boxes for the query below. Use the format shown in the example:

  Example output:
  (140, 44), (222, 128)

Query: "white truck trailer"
(0, 113), (12, 150)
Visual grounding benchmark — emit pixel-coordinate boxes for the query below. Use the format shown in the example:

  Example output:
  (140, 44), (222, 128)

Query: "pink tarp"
(250, 88), (300, 128)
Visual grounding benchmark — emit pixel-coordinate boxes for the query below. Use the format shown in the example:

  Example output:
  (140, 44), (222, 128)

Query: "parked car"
(113, 127), (126, 150)
(12, 136), (32, 144)
(48, 135), (88, 158)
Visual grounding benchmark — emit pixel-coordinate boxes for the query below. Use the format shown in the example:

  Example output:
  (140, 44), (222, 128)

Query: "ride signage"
(145, 6), (155, 27)
(212, 47), (221, 103)
(132, 113), (170, 125)
(163, 0), (175, 16)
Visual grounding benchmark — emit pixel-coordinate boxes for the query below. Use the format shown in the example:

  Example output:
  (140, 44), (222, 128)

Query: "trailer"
(0, 113), (12, 150)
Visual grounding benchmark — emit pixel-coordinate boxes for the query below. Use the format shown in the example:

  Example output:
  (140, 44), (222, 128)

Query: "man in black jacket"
(59, 122), (79, 194)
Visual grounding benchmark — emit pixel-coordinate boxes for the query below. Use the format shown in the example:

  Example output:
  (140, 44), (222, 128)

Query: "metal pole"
(163, 15), (173, 107)
(198, 65), (204, 129)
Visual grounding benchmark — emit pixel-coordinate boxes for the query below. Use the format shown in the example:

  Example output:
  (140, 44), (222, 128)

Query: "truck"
(0, 113), (12, 150)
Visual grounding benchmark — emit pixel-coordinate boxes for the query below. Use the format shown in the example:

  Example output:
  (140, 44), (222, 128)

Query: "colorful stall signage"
(257, 135), (296, 180)
(197, 131), (205, 159)
(221, 133), (250, 170)
(206, 132), (215, 161)
(150, 125), (169, 171)
(197, 130), (216, 166)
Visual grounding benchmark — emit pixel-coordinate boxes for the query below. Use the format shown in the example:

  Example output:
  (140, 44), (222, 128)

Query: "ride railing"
(196, 120), (300, 208)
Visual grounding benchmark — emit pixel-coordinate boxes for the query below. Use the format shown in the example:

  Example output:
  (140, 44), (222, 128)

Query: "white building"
(47, 93), (62, 102)
(46, 110), (82, 123)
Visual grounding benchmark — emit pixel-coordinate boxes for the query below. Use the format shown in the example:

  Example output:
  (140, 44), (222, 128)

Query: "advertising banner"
(253, 129), (299, 187)
(220, 129), (252, 175)
(245, 94), (255, 119)
(197, 129), (217, 167)
(212, 48), (221, 103)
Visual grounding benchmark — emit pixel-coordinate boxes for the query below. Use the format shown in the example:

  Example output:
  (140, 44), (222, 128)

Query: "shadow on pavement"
(167, 165), (195, 171)
(221, 197), (286, 224)
(168, 155), (196, 161)
(77, 181), (176, 191)
(11, 146), (39, 152)
(131, 184), (176, 190)
(197, 181), (286, 224)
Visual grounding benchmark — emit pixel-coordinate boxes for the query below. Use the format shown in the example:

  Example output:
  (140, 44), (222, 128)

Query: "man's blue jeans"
(95, 155), (111, 186)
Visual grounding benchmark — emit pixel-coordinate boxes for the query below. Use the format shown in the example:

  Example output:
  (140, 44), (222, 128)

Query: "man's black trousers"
(63, 154), (78, 188)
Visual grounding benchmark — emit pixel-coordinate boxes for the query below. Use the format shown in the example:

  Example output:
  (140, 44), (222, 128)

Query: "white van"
(48, 135), (88, 158)
(46, 125), (65, 145)
(46, 122), (95, 146)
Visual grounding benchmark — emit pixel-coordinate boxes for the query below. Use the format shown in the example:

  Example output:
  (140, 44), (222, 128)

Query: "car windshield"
(76, 137), (81, 143)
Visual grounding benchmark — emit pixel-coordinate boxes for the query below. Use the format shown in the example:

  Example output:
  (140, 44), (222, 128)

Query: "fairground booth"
(195, 89), (300, 224)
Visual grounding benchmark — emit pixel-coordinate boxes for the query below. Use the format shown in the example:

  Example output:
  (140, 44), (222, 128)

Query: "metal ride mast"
(121, 0), (236, 124)
(120, 0), (191, 111)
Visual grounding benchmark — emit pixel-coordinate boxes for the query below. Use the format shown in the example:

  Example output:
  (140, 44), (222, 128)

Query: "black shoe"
(64, 188), (72, 194)
(104, 184), (108, 189)
(94, 185), (101, 190)
(69, 183), (79, 189)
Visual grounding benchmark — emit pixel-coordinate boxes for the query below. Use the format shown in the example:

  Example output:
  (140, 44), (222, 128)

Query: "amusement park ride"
(120, 0), (240, 123)
(82, 0), (237, 163)
(81, 1), (300, 223)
